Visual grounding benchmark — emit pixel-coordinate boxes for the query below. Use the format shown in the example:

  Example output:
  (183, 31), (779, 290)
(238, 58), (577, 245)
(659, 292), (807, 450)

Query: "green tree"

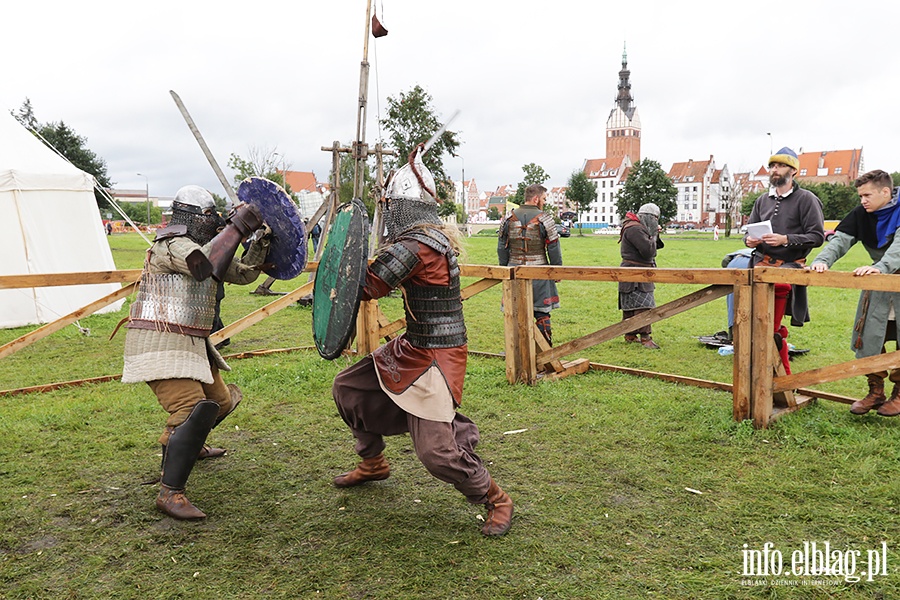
(488, 206), (501, 221)
(565, 170), (597, 236)
(227, 146), (298, 201)
(14, 98), (112, 209)
(741, 191), (763, 216)
(334, 148), (375, 217)
(615, 159), (677, 222)
(797, 181), (858, 220)
(510, 163), (550, 206)
(892, 172), (900, 187)
(380, 85), (460, 196)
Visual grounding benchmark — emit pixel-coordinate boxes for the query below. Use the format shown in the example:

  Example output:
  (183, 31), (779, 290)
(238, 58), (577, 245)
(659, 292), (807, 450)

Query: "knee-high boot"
(850, 372), (886, 415)
(157, 400), (218, 520)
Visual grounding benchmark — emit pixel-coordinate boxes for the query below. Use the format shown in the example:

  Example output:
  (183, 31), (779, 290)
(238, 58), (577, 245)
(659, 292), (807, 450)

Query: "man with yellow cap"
(744, 147), (824, 373)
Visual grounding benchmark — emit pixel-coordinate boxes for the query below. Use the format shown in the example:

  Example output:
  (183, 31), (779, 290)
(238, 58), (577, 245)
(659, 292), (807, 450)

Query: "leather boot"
(877, 370), (900, 416)
(624, 334), (639, 343)
(157, 484), (207, 520)
(196, 384), (244, 459)
(851, 373), (886, 415)
(640, 335), (660, 350)
(157, 400), (218, 520)
(333, 454), (391, 487)
(198, 444), (226, 459)
(482, 478), (513, 536)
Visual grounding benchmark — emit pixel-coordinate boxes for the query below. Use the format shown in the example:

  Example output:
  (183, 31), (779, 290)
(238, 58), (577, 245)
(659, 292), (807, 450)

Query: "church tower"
(606, 44), (641, 164)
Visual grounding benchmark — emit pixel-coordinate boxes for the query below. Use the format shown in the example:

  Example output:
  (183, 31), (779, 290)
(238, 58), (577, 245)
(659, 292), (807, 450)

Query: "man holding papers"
(744, 147), (824, 373)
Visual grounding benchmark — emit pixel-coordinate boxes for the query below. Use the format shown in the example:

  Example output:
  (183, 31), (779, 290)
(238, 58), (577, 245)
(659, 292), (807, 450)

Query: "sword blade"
(170, 90), (240, 206)
(422, 109), (460, 154)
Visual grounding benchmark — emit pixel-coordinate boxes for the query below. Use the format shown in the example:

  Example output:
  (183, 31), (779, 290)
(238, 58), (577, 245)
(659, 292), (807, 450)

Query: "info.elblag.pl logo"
(741, 541), (889, 584)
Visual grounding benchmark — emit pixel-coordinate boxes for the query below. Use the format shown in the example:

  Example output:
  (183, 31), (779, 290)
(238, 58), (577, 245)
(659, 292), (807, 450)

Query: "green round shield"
(313, 199), (370, 359)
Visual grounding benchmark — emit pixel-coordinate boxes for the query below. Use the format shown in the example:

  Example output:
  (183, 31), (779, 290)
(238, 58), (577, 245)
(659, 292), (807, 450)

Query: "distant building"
(668, 156), (722, 226)
(578, 45), (641, 229)
(279, 169), (328, 220)
(581, 157), (631, 227)
(795, 148), (864, 185)
(606, 44), (641, 165)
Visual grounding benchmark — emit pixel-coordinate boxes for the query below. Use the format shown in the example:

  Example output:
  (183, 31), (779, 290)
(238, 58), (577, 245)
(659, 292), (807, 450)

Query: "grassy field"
(1, 231), (897, 599)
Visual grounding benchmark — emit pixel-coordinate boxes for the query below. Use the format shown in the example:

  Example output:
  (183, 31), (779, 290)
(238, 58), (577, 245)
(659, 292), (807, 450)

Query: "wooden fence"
(3, 265), (900, 428)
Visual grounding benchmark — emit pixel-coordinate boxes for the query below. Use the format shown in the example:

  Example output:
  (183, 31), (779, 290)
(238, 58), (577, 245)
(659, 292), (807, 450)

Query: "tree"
(488, 206), (501, 221)
(615, 159), (677, 223)
(380, 85), (460, 199)
(565, 170), (597, 236)
(741, 191), (763, 216)
(227, 146), (298, 201)
(798, 181), (858, 220)
(510, 163), (550, 206)
(14, 98), (113, 209)
(335, 147), (376, 218)
(892, 172), (900, 187)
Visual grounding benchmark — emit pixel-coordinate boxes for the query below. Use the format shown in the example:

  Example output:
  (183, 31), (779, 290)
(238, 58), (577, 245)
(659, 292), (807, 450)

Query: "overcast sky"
(3, 0), (898, 200)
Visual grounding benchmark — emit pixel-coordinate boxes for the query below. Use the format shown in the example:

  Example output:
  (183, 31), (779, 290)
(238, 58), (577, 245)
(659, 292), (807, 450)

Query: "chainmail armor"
(127, 272), (217, 337)
(384, 197), (443, 243)
(169, 202), (225, 245)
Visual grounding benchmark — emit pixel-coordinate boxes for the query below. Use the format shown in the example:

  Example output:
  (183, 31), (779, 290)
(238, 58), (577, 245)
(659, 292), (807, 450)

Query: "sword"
(169, 90), (240, 207)
(422, 109), (460, 154)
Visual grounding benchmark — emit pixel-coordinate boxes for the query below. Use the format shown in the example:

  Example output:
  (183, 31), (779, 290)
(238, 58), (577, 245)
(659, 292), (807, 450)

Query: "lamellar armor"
(504, 209), (559, 266)
(371, 228), (467, 349)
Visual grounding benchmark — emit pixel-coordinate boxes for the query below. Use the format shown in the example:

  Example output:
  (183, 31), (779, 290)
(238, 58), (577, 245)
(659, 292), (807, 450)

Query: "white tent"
(0, 111), (124, 329)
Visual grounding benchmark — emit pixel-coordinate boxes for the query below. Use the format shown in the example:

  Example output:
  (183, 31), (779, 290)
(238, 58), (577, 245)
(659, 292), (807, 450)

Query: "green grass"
(1, 232), (897, 599)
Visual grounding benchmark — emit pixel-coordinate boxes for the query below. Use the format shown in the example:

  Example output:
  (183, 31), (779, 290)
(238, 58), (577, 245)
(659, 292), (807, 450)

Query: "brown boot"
(156, 484), (206, 520)
(624, 334), (639, 343)
(481, 479), (513, 536)
(850, 374), (886, 415)
(878, 382), (900, 417)
(333, 454), (391, 487)
(198, 444), (226, 459)
(640, 336), (660, 350)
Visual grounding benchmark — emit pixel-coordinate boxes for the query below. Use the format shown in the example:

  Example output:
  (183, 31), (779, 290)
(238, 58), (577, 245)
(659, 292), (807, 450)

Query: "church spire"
(616, 41), (633, 114)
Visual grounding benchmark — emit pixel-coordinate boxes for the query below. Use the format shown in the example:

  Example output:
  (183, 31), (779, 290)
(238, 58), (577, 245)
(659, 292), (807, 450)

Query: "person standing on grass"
(808, 170), (900, 416)
(121, 185), (270, 520)
(744, 147), (824, 374)
(618, 202), (664, 349)
(331, 145), (513, 537)
(498, 184), (562, 346)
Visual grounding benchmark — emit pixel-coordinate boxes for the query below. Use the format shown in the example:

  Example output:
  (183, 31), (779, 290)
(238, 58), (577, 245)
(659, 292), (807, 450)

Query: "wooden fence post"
(732, 282), (752, 421)
(355, 299), (381, 356)
(750, 281), (775, 427)
(502, 277), (536, 384)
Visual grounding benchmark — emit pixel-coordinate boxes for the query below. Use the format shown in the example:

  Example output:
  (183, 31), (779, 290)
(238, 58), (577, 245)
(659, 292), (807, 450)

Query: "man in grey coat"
(808, 170), (900, 416)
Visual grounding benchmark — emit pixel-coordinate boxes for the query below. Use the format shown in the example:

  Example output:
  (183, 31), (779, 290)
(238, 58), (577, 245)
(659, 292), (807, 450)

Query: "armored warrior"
(498, 184), (562, 345)
(121, 185), (270, 520)
(331, 145), (514, 536)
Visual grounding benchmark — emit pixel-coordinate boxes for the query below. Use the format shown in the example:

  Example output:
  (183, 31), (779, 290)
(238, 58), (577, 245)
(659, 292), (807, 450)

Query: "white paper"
(744, 220), (772, 238)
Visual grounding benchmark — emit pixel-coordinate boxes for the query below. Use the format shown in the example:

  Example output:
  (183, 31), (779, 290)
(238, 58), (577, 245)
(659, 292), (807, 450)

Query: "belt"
(758, 254), (805, 268)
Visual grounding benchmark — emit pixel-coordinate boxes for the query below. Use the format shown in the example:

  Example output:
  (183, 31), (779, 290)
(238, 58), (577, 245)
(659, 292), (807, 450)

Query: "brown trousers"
(147, 364), (231, 445)
(333, 355), (493, 504)
(623, 308), (652, 336)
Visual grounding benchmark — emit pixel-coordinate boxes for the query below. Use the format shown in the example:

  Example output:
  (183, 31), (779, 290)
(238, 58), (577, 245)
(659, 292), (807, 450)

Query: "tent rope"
(27, 127), (152, 246)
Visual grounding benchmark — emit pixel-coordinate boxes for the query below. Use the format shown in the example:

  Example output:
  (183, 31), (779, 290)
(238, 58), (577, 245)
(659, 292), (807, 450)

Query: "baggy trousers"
(333, 355), (492, 504)
(147, 364), (232, 445)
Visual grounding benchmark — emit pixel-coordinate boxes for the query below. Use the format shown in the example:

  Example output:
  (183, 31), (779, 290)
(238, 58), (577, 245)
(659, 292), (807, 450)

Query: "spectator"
(618, 203), (664, 349)
(808, 170), (900, 416)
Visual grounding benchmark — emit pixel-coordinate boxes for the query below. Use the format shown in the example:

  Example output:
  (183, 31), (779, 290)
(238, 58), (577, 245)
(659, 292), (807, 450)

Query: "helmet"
(638, 203), (660, 218)
(382, 145), (441, 242)
(170, 185), (225, 244)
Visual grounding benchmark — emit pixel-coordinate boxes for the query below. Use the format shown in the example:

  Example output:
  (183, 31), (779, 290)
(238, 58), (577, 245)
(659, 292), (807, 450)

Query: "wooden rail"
(5, 265), (900, 429)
